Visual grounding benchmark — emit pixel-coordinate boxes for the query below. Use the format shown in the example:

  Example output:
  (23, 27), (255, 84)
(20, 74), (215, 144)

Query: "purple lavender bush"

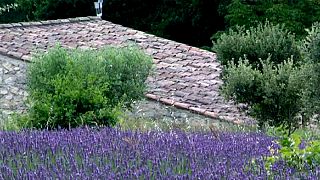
(0, 128), (319, 179)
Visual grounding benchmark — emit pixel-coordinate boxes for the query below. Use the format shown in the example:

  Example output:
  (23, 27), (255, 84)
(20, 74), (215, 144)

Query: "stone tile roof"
(0, 16), (253, 125)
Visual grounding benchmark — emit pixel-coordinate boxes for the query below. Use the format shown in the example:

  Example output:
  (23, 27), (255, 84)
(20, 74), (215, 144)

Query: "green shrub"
(221, 57), (306, 135)
(100, 45), (153, 108)
(22, 46), (152, 129)
(212, 22), (301, 69)
(299, 23), (320, 118)
(265, 133), (320, 174)
(299, 22), (320, 64)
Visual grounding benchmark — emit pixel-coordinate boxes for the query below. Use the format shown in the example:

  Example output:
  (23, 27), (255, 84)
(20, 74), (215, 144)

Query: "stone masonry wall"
(0, 55), (28, 121)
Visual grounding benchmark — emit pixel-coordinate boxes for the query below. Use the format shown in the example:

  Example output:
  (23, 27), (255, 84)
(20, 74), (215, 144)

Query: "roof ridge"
(0, 16), (101, 29)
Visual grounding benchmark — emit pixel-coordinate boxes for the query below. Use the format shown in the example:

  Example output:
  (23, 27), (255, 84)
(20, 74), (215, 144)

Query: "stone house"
(0, 16), (250, 125)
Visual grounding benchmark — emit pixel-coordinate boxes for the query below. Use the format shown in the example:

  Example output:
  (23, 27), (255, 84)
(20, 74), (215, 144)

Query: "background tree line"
(1, 0), (320, 48)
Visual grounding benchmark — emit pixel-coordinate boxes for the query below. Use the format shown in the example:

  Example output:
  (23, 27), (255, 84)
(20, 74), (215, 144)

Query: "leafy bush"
(22, 46), (152, 129)
(216, 21), (320, 134)
(265, 133), (320, 174)
(300, 22), (320, 63)
(100, 46), (153, 108)
(299, 23), (320, 118)
(212, 22), (300, 68)
(221, 58), (306, 134)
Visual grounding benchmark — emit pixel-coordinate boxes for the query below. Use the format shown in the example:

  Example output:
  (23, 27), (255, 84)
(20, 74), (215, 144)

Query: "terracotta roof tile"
(0, 16), (255, 125)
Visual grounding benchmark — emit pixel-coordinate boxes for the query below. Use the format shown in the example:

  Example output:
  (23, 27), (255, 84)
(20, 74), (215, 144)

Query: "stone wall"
(0, 55), (28, 121)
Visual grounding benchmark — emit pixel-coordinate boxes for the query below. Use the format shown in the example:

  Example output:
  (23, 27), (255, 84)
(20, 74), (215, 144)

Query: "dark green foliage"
(213, 22), (300, 68)
(264, 3), (305, 38)
(16, 0), (96, 20)
(299, 23), (320, 117)
(0, 9), (26, 23)
(0, 0), (26, 23)
(299, 22), (320, 64)
(224, 0), (259, 28)
(22, 46), (152, 129)
(0, 0), (13, 5)
(103, 0), (160, 32)
(103, 0), (225, 47)
(223, 0), (320, 39)
(222, 58), (306, 134)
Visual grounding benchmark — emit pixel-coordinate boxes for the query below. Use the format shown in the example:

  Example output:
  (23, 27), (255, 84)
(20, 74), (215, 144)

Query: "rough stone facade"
(0, 55), (27, 121)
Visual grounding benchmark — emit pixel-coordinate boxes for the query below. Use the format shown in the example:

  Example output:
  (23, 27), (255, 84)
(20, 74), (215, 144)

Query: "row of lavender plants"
(2, 30), (320, 179)
(0, 127), (319, 179)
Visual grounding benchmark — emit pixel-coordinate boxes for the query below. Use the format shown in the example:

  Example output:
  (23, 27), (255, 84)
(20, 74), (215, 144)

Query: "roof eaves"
(0, 16), (101, 29)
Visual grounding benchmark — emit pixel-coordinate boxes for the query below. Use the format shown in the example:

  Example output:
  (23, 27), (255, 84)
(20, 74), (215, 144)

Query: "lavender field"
(0, 128), (318, 179)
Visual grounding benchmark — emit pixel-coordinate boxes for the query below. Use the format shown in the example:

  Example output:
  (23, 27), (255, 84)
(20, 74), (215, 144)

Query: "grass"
(120, 100), (259, 133)
(0, 114), (21, 131)
(119, 113), (259, 133)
